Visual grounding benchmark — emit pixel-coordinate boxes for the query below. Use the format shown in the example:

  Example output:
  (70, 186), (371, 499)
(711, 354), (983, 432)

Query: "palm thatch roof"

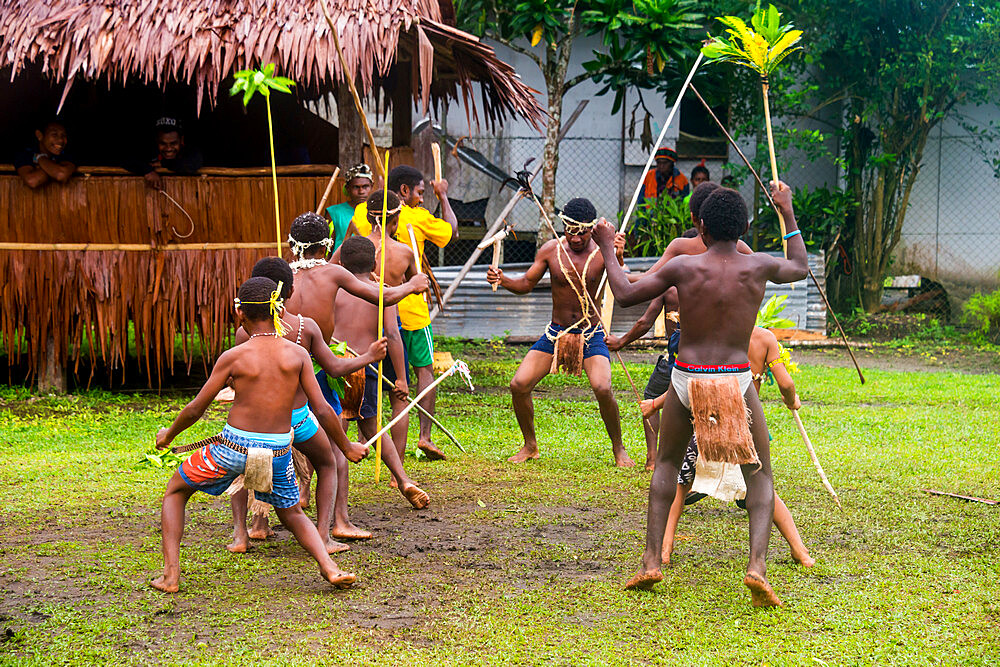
(0, 0), (543, 129)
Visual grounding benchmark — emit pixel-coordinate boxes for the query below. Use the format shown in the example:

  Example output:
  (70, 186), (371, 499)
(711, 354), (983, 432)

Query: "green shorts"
(400, 324), (434, 369)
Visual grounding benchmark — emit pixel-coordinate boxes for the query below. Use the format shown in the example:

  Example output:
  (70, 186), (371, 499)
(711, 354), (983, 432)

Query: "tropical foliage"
(756, 294), (796, 329)
(455, 0), (702, 243)
(701, 2), (802, 79)
(230, 64), (296, 254)
(628, 194), (690, 257)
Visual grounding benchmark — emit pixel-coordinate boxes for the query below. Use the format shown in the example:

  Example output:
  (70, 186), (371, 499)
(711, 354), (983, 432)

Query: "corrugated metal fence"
(432, 252), (826, 339)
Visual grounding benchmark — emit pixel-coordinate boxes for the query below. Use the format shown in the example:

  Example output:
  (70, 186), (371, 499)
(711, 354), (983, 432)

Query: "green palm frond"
(229, 64), (296, 106)
(701, 3), (802, 78)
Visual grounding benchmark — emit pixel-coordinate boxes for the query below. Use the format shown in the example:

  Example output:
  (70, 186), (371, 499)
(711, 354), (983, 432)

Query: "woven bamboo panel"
(0, 174), (345, 384)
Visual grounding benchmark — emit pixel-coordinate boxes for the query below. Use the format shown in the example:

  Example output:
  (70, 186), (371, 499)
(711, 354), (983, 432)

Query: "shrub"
(628, 194), (690, 257)
(961, 289), (1000, 343)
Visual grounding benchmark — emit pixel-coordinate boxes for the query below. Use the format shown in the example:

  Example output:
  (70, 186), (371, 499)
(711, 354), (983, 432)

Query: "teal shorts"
(400, 324), (434, 369)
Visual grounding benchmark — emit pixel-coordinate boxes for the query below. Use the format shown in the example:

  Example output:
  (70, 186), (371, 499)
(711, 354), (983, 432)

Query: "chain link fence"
(431, 128), (1000, 329)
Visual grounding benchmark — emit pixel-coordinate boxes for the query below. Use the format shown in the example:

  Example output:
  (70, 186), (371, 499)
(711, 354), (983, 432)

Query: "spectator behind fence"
(129, 117), (203, 189)
(638, 147), (689, 206)
(684, 161), (711, 212)
(14, 119), (77, 189)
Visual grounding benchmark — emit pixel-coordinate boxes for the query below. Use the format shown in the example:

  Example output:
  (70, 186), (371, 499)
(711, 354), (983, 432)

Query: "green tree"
(455, 0), (702, 241)
(718, 0), (1000, 311)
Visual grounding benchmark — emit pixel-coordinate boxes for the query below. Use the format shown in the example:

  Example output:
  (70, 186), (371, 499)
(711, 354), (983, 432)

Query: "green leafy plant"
(628, 193), (689, 256)
(137, 449), (184, 470)
(962, 289), (1000, 343)
(756, 294), (796, 329)
(702, 2), (804, 254)
(229, 64), (296, 255)
(756, 185), (854, 251)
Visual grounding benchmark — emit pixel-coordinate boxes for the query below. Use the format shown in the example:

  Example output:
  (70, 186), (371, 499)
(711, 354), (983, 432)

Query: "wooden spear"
(791, 409), (842, 509)
(315, 166), (340, 214)
(688, 82), (865, 384)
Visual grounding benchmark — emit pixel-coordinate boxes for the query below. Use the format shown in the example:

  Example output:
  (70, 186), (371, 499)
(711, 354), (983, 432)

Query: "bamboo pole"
(265, 95), (282, 255)
(761, 79), (788, 258)
(406, 225), (422, 273)
(375, 150), (390, 482)
(363, 363), (461, 449)
(490, 242), (502, 292)
(688, 83), (866, 384)
(597, 53), (704, 330)
(428, 100), (590, 321)
(319, 0), (385, 177)
(791, 409), (842, 509)
(329, 338), (464, 451)
(316, 167), (341, 214)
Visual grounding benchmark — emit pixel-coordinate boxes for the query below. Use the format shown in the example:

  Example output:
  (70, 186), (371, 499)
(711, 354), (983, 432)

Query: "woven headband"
(287, 234), (335, 259)
(558, 211), (596, 234)
(368, 202), (403, 221)
(234, 281), (288, 335)
(344, 163), (374, 183)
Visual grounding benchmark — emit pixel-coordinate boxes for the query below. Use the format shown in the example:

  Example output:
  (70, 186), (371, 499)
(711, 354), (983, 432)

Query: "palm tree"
(702, 2), (802, 255)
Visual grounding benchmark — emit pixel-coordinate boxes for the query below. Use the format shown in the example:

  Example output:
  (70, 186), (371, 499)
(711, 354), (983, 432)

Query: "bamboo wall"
(0, 172), (345, 386)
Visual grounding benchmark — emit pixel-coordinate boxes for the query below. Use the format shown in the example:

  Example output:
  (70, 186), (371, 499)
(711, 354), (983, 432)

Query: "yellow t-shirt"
(352, 203), (453, 330)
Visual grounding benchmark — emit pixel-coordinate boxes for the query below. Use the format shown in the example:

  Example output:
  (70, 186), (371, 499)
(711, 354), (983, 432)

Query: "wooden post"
(337, 84), (363, 168)
(37, 334), (67, 394)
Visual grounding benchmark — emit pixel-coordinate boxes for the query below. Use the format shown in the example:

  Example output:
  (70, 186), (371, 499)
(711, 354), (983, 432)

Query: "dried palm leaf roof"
(0, 0), (543, 129)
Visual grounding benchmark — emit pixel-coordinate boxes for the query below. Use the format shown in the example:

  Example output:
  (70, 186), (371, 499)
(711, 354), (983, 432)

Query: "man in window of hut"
(325, 163), (373, 252)
(14, 119), (76, 189)
(131, 117), (203, 190)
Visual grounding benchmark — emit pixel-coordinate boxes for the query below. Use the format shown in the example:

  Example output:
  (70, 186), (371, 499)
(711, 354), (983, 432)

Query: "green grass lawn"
(1, 347), (999, 665)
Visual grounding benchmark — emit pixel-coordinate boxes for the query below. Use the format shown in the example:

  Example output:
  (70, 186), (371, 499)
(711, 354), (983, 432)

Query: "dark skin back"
(487, 231), (624, 326)
(285, 259), (427, 342)
(156, 314), (367, 461)
(234, 309), (386, 409)
(330, 213), (418, 288)
(595, 182), (808, 366)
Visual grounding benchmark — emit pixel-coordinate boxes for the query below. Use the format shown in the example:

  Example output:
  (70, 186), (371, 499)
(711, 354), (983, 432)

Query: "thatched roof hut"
(0, 0), (542, 128)
(0, 0), (542, 390)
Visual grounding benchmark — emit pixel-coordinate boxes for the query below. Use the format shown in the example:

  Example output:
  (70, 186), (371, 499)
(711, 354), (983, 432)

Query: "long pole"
(375, 150), (390, 481)
(319, 0), (384, 177)
(761, 79), (788, 257)
(597, 53), (704, 328)
(792, 409), (842, 509)
(688, 83), (865, 384)
(316, 167), (341, 214)
(363, 365), (459, 449)
(429, 100), (590, 321)
(265, 95), (282, 255)
(333, 339), (465, 452)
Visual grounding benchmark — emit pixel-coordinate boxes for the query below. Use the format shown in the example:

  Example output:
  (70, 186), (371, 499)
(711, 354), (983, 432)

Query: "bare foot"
(418, 439), (447, 461)
(226, 532), (249, 554)
(331, 522), (373, 540)
(508, 445), (540, 463)
(793, 552), (816, 568)
(389, 478), (398, 489)
(614, 448), (636, 468)
(325, 538), (351, 554)
(247, 524), (274, 541)
(299, 486), (311, 509)
(624, 568), (663, 591)
(402, 484), (430, 509)
(744, 571), (783, 608)
(321, 567), (356, 589)
(644, 459), (655, 472)
(151, 575), (179, 593)
(660, 549), (672, 566)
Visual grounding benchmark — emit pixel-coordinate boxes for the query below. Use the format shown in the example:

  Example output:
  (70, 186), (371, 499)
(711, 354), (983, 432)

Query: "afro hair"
(699, 188), (748, 241)
(340, 236), (376, 275)
(237, 276), (280, 323)
(561, 197), (597, 224)
(689, 181), (721, 218)
(288, 211), (330, 254)
(388, 165), (424, 194)
(251, 257), (294, 299)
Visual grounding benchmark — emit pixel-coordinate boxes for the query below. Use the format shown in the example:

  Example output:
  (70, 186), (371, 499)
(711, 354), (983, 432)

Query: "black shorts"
(644, 355), (673, 400)
(350, 365), (379, 422)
